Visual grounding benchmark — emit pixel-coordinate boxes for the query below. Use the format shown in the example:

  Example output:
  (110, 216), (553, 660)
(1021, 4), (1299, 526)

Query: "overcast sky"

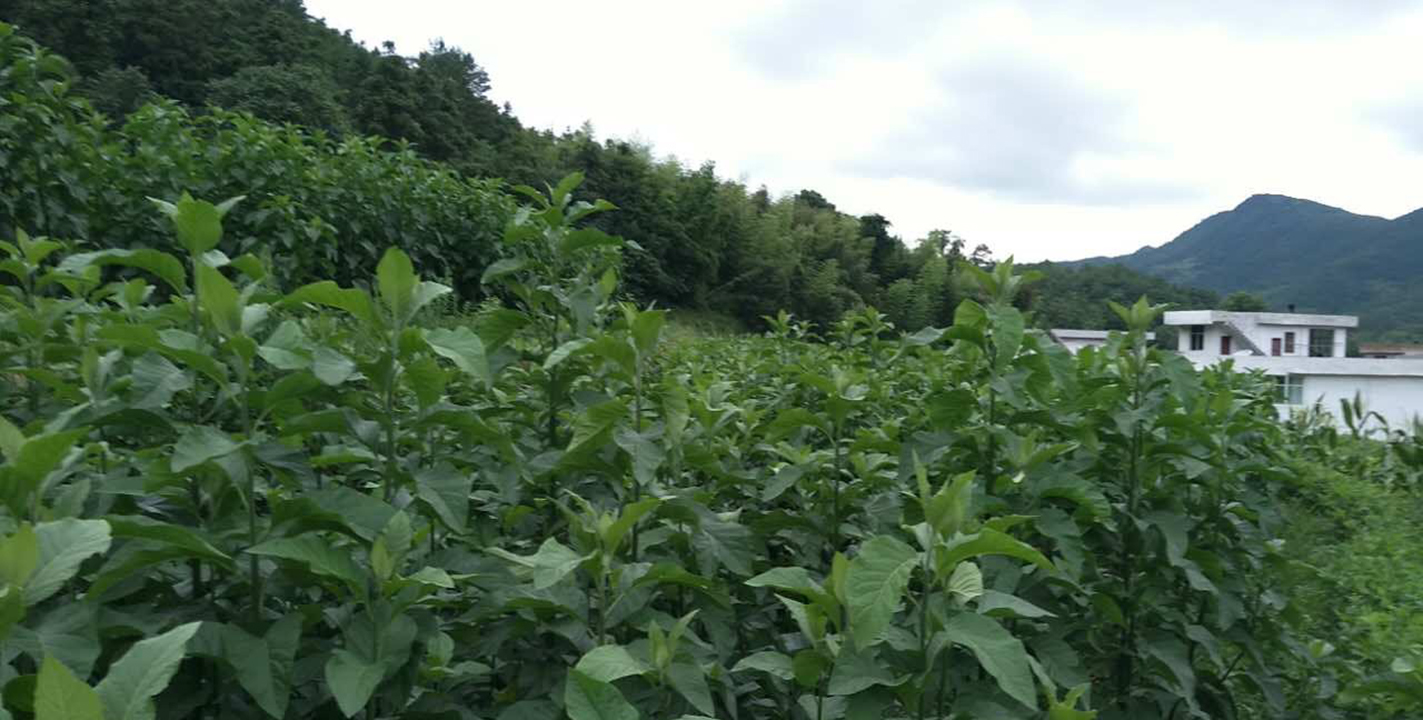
(303, 0), (1423, 261)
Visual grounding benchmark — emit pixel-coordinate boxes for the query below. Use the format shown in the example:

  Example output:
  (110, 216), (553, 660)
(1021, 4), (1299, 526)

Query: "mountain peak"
(1232, 194), (1334, 213)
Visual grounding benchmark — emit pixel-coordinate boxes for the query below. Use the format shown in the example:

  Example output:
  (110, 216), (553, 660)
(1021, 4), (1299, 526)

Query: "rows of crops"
(1, 171), (1370, 720)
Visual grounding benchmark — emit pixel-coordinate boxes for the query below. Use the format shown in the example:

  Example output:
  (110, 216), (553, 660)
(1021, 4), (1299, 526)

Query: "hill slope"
(1075, 194), (1423, 340)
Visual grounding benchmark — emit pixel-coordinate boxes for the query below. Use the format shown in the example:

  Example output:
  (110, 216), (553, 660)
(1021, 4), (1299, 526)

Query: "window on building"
(1220, 335), (1232, 355)
(1284, 331), (1296, 354)
(1271, 338), (1281, 356)
(1308, 329), (1334, 357)
(1274, 374), (1304, 405)
(1190, 325), (1204, 351)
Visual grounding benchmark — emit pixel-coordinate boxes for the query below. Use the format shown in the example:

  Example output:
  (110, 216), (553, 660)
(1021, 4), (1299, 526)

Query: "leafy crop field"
(3, 16), (1423, 720)
(3, 169), (1418, 720)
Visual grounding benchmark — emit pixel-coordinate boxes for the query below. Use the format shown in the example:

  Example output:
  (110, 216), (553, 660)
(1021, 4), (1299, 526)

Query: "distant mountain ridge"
(1071, 194), (1423, 340)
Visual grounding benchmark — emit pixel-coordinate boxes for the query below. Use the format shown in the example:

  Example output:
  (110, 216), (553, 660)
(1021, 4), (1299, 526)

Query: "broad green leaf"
(128, 353), (191, 410)
(36, 656), (101, 720)
(1143, 511), (1189, 567)
(947, 561), (984, 602)
(978, 590), (1057, 619)
(196, 264), (242, 337)
(410, 281), (452, 318)
(827, 645), (906, 695)
(603, 497), (660, 555)
(1048, 684), (1097, 720)
(0, 525), (38, 588)
(846, 535), (919, 649)
(160, 195), (223, 255)
(692, 514), (754, 576)
(171, 426), (241, 473)
(792, 649), (828, 689)
(563, 669), (638, 720)
(732, 651), (795, 680)
(746, 567), (823, 596)
(311, 347), (356, 386)
(106, 516), (231, 565)
(95, 622), (200, 720)
(371, 511), (412, 582)
(668, 661), (714, 715)
(283, 282), (379, 328)
(424, 327), (489, 386)
(57, 250), (187, 293)
(28, 520), (111, 605)
(545, 338), (593, 371)
(937, 529), (1054, 577)
(248, 535), (364, 590)
(376, 247), (417, 324)
(480, 258), (526, 286)
(12, 602), (101, 677)
(575, 645), (649, 683)
(486, 538), (588, 589)
(415, 463), (471, 533)
(944, 612), (1037, 709)
(325, 649), (384, 719)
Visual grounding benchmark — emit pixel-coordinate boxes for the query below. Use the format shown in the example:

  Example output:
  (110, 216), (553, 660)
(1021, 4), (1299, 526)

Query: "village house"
(1163, 310), (1423, 432)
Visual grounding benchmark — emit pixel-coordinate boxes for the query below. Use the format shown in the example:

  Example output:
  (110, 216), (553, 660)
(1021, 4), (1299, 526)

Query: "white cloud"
(303, 0), (1423, 261)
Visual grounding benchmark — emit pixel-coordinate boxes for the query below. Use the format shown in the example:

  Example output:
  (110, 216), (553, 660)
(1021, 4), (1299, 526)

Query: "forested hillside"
(1074, 194), (1423, 340)
(0, 0), (1210, 335)
(0, 0), (997, 331)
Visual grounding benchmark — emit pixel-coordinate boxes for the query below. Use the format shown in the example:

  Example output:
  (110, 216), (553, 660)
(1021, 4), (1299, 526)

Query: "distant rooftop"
(1162, 310), (1358, 328)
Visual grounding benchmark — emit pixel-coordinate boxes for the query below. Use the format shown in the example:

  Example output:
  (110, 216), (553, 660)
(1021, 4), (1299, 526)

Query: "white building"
(1049, 328), (1153, 354)
(1163, 310), (1423, 432)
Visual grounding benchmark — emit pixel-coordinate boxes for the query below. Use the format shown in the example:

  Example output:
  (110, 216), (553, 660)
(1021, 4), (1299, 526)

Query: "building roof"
(1162, 310), (1358, 328)
(1048, 329), (1154, 342)
(1214, 356), (1423, 378)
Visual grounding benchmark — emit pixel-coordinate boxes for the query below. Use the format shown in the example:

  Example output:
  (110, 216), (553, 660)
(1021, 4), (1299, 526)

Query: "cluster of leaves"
(0, 165), (1386, 719)
(0, 22), (511, 299)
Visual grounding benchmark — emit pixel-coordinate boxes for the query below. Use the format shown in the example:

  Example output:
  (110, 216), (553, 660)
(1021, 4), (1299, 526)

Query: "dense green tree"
(207, 63), (349, 132)
(1223, 290), (1270, 311)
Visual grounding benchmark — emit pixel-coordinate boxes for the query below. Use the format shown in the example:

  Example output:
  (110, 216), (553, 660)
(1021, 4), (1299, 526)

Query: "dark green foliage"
(0, 24), (511, 296)
(1073, 194), (1423, 340)
(1222, 290), (1270, 312)
(1024, 262), (1220, 331)
(206, 63), (349, 133)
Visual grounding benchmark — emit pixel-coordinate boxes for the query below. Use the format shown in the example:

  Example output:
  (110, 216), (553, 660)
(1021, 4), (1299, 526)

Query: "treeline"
(1023, 262), (1220, 333)
(1, 2), (1211, 331)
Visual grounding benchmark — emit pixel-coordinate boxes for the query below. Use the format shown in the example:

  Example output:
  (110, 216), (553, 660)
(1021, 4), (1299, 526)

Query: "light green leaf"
(196, 265), (242, 337)
(944, 612), (1037, 709)
(311, 347), (356, 386)
(545, 338), (593, 371)
(978, 590), (1057, 619)
(283, 282), (378, 328)
(424, 327), (489, 386)
(106, 516), (231, 565)
(57, 250), (187, 293)
(162, 195), (223, 255)
(692, 514), (754, 576)
(947, 561), (984, 602)
(563, 669), (638, 720)
(376, 247), (417, 324)
(937, 529), (1054, 576)
(36, 655), (102, 720)
(95, 622), (200, 720)
(28, 520), (112, 605)
(846, 535), (919, 649)
(0, 525), (38, 588)
(575, 645), (649, 683)
(732, 651), (795, 680)
(480, 258), (525, 286)
(171, 426), (241, 473)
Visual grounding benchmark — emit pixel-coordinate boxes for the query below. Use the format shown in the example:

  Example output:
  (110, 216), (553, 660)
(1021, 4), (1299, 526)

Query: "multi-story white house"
(1163, 310), (1423, 432)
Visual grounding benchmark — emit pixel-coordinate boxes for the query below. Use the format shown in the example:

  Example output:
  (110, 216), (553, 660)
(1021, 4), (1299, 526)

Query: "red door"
(1271, 338), (1281, 356)
(1221, 335), (1232, 355)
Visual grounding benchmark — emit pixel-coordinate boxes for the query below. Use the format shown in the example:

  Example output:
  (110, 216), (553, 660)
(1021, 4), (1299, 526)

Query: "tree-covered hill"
(0, 1), (1226, 335)
(1073, 194), (1423, 340)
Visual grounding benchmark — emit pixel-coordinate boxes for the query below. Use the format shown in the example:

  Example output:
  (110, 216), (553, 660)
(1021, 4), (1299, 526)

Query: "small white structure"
(1163, 310), (1423, 432)
(1049, 328), (1153, 354)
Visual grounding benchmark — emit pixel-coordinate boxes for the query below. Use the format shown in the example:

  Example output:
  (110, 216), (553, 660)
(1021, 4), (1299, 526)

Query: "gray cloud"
(736, 1), (1417, 79)
(845, 58), (1198, 204)
(1371, 98), (1423, 153)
